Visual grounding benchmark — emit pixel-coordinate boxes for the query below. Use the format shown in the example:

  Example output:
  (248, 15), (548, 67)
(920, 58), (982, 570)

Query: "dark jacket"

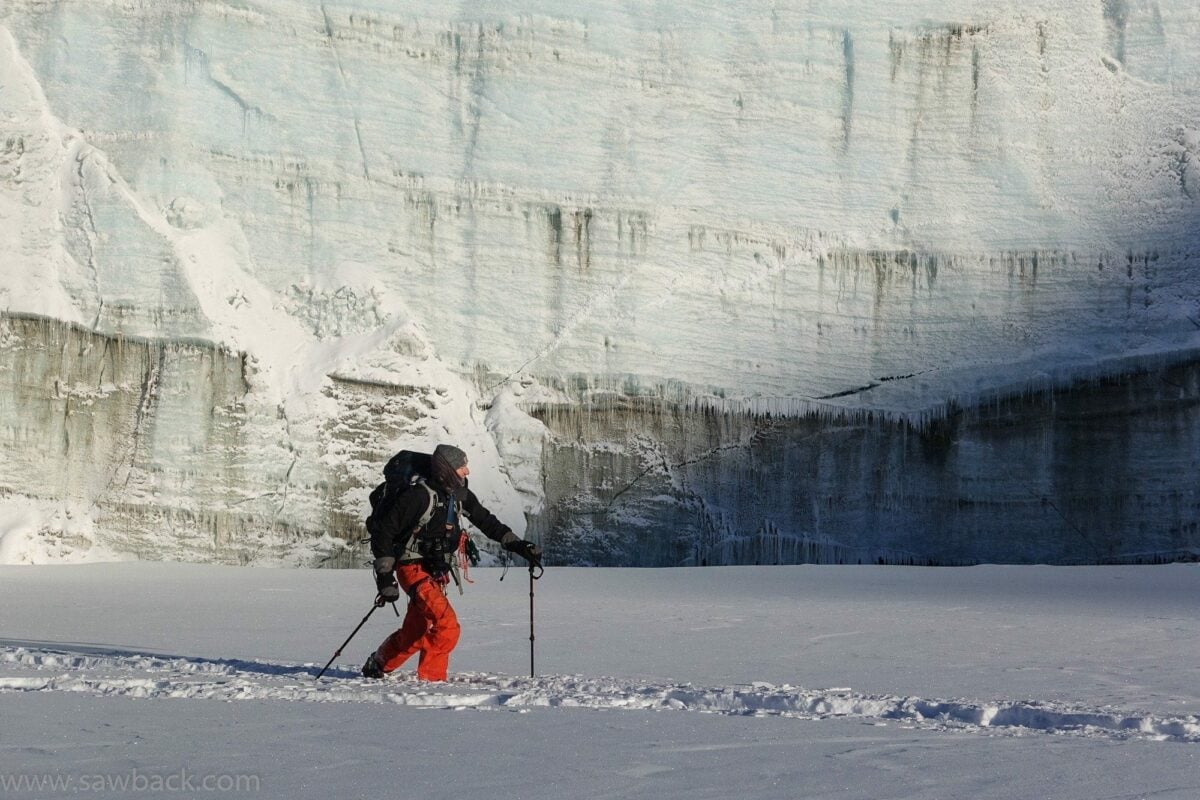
(369, 479), (512, 563)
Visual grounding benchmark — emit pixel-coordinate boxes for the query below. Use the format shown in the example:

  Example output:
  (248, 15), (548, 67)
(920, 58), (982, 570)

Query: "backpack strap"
(396, 482), (439, 564)
(415, 481), (437, 528)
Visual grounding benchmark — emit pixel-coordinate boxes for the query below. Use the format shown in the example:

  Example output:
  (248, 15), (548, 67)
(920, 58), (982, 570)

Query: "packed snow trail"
(2, 645), (1196, 744)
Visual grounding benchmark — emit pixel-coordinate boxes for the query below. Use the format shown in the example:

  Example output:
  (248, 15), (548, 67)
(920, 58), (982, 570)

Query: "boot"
(361, 651), (385, 679)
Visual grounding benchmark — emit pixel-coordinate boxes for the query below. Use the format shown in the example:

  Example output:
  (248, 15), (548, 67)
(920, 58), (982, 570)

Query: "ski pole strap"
(529, 562), (544, 580)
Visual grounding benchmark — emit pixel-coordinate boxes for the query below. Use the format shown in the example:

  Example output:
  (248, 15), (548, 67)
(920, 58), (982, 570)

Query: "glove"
(373, 557), (400, 604)
(502, 536), (543, 568)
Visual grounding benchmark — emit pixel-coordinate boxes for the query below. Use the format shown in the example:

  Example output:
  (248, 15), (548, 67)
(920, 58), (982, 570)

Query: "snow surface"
(1, 562), (1197, 798)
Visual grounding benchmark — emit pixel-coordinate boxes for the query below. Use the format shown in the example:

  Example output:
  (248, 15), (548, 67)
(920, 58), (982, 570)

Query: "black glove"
(503, 536), (543, 568)
(373, 557), (400, 604)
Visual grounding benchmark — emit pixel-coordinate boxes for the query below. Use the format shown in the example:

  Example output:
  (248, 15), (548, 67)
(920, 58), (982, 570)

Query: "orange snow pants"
(375, 563), (461, 681)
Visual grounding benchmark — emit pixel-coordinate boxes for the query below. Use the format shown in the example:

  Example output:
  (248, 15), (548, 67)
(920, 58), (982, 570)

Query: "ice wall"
(0, 312), (521, 564)
(0, 1), (1198, 564)
(529, 359), (1200, 566)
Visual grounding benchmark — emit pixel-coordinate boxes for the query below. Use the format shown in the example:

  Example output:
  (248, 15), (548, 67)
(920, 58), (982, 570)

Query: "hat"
(433, 444), (468, 470)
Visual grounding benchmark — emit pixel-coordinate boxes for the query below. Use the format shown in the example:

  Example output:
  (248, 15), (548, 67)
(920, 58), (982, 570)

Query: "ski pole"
(528, 562), (543, 678)
(315, 598), (382, 681)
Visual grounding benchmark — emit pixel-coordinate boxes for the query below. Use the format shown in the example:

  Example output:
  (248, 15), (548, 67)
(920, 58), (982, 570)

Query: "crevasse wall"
(528, 360), (1200, 566)
(0, 1), (1197, 565)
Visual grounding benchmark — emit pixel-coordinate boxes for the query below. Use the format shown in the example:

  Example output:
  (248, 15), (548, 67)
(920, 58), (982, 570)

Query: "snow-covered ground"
(1, 562), (1197, 798)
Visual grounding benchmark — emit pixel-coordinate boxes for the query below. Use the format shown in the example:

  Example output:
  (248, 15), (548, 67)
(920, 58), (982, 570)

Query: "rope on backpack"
(456, 532), (478, 585)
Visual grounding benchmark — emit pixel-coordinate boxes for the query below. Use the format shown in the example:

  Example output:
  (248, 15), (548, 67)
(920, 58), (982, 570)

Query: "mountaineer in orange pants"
(361, 444), (542, 682)
(374, 563), (461, 681)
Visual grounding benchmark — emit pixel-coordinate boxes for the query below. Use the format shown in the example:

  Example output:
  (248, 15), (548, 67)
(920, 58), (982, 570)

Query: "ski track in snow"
(2, 646), (1197, 744)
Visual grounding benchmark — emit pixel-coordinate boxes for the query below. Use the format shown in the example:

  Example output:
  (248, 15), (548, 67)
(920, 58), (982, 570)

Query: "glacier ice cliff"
(0, 1), (1197, 565)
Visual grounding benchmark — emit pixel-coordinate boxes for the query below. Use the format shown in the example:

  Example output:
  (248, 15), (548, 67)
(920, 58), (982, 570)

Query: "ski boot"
(361, 652), (385, 679)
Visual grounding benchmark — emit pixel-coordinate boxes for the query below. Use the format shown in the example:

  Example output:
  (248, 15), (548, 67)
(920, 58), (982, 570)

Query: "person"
(362, 444), (542, 681)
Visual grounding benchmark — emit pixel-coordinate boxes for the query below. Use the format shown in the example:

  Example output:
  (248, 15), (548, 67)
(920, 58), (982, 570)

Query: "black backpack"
(365, 450), (437, 537)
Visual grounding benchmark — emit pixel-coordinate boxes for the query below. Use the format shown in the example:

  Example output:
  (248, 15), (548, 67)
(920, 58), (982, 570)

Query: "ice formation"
(0, 1), (1197, 565)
